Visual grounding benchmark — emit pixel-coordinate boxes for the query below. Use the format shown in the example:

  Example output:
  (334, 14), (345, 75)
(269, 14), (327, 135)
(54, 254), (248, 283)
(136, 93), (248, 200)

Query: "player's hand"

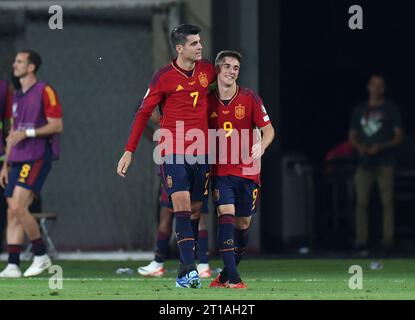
(117, 151), (132, 178)
(0, 165), (9, 189)
(6, 130), (27, 147)
(251, 142), (265, 159)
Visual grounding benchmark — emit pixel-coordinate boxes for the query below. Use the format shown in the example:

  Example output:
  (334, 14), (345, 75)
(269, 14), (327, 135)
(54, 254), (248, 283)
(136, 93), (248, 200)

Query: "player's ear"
(27, 63), (36, 74)
(175, 44), (183, 55)
(215, 64), (221, 74)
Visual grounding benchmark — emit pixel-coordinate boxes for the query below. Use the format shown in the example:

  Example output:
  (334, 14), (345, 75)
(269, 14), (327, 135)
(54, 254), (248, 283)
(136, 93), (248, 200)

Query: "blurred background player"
(0, 50), (63, 278)
(0, 79), (13, 252)
(117, 24), (216, 288)
(207, 51), (275, 288)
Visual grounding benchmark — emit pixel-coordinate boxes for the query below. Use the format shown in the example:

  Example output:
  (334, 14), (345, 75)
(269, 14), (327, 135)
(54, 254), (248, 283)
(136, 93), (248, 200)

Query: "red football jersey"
(42, 85), (63, 118)
(208, 86), (271, 183)
(125, 59), (216, 154)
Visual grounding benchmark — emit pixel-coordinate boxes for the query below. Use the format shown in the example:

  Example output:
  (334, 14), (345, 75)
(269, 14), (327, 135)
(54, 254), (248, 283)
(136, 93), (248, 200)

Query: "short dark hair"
(214, 50), (242, 70)
(19, 49), (42, 73)
(170, 24), (201, 48)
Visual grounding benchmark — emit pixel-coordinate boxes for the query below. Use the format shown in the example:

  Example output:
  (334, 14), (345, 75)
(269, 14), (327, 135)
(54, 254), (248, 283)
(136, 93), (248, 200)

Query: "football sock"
(218, 214), (239, 284)
(234, 228), (249, 266)
(32, 238), (46, 256)
(8, 245), (22, 266)
(197, 229), (209, 264)
(154, 231), (171, 263)
(220, 227), (250, 283)
(191, 218), (200, 259)
(174, 211), (196, 275)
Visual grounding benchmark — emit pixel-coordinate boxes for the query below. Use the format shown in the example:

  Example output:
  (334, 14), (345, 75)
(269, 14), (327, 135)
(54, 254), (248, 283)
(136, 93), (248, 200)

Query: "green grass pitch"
(0, 259), (415, 300)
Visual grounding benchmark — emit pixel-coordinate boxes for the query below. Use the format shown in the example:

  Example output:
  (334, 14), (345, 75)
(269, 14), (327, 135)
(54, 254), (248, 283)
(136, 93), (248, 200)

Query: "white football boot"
(23, 254), (52, 277)
(197, 263), (212, 278)
(0, 264), (22, 278)
(137, 261), (166, 277)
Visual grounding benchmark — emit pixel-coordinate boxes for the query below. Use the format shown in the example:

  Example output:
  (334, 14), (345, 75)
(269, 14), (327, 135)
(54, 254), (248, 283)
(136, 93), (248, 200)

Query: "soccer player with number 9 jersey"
(208, 51), (275, 289)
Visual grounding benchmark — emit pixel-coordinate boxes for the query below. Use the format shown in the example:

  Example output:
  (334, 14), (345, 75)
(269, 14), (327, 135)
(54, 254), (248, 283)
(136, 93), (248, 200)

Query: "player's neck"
(218, 83), (237, 100)
(175, 56), (195, 71)
(20, 74), (37, 93)
(368, 96), (384, 108)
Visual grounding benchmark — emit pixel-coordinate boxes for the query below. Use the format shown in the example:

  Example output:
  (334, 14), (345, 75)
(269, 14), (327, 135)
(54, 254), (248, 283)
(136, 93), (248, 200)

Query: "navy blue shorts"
(159, 179), (174, 209)
(201, 196), (209, 214)
(5, 159), (51, 198)
(211, 175), (260, 217)
(160, 154), (210, 203)
(159, 182), (210, 215)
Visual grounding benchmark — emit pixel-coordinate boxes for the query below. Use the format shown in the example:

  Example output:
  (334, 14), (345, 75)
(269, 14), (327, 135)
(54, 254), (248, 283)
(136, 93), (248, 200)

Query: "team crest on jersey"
(213, 189), (220, 201)
(235, 104), (245, 120)
(166, 175), (173, 188)
(198, 72), (208, 88)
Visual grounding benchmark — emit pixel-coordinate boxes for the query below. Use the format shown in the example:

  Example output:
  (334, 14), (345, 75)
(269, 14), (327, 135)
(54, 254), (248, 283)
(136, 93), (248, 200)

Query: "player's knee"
(158, 223), (172, 235)
(171, 192), (191, 211)
(237, 221), (250, 230)
(7, 203), (25, 218)
(7, 208), (20, 226)
(191, 211), (200, 220)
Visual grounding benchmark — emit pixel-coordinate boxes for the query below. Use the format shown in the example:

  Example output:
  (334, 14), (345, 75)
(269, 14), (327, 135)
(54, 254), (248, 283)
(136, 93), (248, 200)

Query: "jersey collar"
(215, 85), (239, 106)
(171, 59), (196, 78)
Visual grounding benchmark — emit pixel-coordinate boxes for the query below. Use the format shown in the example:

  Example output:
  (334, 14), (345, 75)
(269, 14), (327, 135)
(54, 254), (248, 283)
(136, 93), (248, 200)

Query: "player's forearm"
(29, 119), (63, 138)
(2, 143), (11, 168)
(261, 124), (275, 150)
(379, 129), (404, 150)
(125, 109), (153, 153)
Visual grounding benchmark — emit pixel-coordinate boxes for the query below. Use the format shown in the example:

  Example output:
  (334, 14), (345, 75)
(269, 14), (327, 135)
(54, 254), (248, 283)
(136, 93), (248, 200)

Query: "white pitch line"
(0, 278), (405, 283)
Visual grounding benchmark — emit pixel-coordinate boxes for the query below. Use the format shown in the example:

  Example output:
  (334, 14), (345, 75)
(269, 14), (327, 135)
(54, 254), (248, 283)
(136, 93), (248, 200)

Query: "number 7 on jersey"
(190, 91), (199, 108)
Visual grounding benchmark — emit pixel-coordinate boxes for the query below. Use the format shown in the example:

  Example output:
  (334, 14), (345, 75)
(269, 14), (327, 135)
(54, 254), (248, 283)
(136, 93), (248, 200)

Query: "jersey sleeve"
(42, 85), (63, 118)
(252, 92), (271, 128)
(124, 75), (165, 153)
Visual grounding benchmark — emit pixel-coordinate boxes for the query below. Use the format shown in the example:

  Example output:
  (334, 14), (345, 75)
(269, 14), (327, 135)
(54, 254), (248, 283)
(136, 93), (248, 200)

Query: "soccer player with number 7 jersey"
(207, 51), (275, 289)
(117, 24), (216, 289)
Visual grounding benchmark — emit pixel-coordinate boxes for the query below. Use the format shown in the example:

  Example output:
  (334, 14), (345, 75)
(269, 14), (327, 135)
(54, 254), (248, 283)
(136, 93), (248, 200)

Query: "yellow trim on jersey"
(171, 61), (196, 78)
(214, 85), (239, 106)
(45, 86), (57, 107)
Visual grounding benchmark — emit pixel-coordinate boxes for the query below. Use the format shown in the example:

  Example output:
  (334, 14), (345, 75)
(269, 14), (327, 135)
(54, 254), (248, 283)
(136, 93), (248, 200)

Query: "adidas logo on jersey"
(176, 85), (184, 91)
(210, 112), (218, 118)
